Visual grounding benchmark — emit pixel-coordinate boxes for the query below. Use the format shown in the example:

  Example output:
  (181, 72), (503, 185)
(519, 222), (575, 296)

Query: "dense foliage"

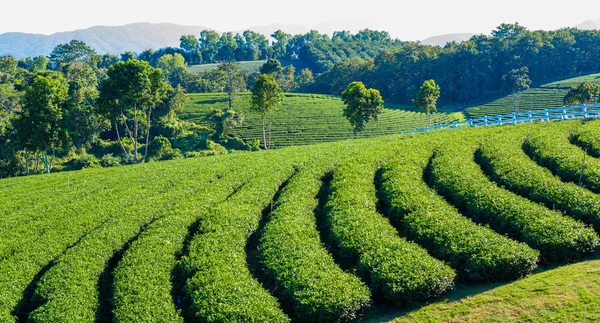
(313, 24), (600, 105)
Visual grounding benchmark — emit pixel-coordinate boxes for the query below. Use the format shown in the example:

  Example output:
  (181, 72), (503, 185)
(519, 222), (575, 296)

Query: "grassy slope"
(182, 92), (458, 147)
(371, 257), (600, 323)
(465, 73), (600, 118)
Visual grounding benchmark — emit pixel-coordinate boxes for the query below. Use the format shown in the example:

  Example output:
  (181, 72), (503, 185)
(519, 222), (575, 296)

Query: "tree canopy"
(341, 81), (384, 137)
(251, 74), (283, 149)
(415, 80), (441, 127)
(563, 82), (600, 105)
(97, 60), (170, 163)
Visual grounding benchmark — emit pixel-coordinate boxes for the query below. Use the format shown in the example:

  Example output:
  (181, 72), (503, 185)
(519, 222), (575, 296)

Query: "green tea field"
(1, 118), (599, 322)
(182, 92), (460, 147)
(465, 73), (600, 118)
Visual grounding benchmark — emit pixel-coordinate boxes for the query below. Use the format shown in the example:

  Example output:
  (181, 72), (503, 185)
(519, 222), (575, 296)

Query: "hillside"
(1, 118), (600, 322)
(0, 23), (210, 58)
(421, 33), (476, 46)
(181, 92), (460, 147)
(465, 73), (600, 118)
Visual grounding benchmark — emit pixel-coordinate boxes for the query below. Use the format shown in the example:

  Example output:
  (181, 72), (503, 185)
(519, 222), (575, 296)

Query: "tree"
(207, 108), (245, 140)
(48, 40), (99, 71)
(157, 53), (188, 87)
(14, 75), (68, 174)
(216, 61), (246, 110)
(260, 58), (282, 75)
(503, 67), (531, 113)
(97, 60), (170, 163)
(415, 79), (441, 128)
(120, 51), (137, 62)
(563, 82), (600, 105)
(180, 34), (202, 64)
(271, 30), (290, 58)
(64, 62), (106, 149)
(341, 81), (384, 138)
(251, 74), (283, 149)
(297, 68), (315, 92)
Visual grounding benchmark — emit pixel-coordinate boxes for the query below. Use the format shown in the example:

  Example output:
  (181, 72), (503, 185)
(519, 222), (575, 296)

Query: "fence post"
(453, 121), (458, 128)
(513, 112), (517, 124)
(484, 116), (488, 126)
(545, 109), (549, 122)
(469, 119), (474, 127)
(528, 111), (532, 123)
(562, 106), (567, 120)
(583, 105), (588, 119)
(497, 115), (502, 126)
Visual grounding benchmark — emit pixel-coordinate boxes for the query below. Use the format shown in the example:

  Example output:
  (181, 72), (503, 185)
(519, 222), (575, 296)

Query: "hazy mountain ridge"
(577, 19), (600, 30)
(0, 23), (210, 58)
(2, 19), (599, 59)
(421, 33), (476, 46)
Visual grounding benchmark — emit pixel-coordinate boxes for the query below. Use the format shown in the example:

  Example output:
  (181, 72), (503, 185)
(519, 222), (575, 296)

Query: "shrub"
(326, 147), (455, 304)
(381, 144), (539, 282)
(430, 136), (598, 263)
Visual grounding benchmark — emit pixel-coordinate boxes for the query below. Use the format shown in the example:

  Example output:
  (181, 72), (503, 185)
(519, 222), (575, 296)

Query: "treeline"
(0, 41), (249, 178)
(174, 29), (401, 73)
(313, 24), (600, 105)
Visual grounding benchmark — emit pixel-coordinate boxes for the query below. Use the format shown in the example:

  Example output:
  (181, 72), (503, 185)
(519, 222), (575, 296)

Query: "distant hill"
(0, 22), (210, 59)
(577, 19), (600, 30)
(421, 33), (476, 46)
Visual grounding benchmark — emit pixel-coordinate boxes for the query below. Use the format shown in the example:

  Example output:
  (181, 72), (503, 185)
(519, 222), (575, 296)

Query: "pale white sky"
(1, 0), (598, 40)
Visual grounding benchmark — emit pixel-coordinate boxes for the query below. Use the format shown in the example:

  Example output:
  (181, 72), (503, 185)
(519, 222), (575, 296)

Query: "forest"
(1, 23), (600, 178)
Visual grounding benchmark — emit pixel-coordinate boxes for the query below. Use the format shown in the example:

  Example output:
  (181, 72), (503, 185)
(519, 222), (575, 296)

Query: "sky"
(1, 0), (599, 40)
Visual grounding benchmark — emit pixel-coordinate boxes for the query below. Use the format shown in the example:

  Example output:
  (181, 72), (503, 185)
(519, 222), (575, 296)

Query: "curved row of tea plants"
(325, 146), (456, 304)
(180, 148), (314, 322)
(258, 142), (372, 321)
(525, 122), (600, 193)
(111, 152), (266, 322)
(429, 135), (598, 263)
(28, 155), (257, 322)
(478, 126), (600, 231)
(379, 140), (539, 282)
(572, 119), (600, 157)
(0, 161), (196, 322)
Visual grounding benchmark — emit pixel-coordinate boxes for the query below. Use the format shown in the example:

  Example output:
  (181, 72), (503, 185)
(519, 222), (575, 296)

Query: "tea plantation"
(1, 119), (599, 322)
(465, 73), (600, 118)
(181, 93), (459, 147)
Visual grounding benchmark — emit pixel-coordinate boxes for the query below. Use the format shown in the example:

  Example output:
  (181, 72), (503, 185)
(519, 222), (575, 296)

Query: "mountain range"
(1, 20), (598, 59)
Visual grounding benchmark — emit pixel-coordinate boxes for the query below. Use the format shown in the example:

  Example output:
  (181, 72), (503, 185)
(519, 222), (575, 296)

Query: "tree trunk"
(115, 122), (132, 163)
(24, 149), (29, 176)
(34, 155), (39, 174)
(268, 112), (272, 149)
(133, 104), (139, 163)
(261, 114), (268, 150)
(428, 111), (431, 128)
(514, 92), (518, 114)
(228, 91), (233, 110)
(143, 107), (152, 162)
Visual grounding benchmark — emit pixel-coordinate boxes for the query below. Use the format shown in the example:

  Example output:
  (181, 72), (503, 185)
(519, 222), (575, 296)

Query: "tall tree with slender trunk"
(97, 60), (169, 163)
(416, 79), (441, 128)
(14, 75), (68, 174)
(250, 74), (283, 149)
(217, 61), (246, 110)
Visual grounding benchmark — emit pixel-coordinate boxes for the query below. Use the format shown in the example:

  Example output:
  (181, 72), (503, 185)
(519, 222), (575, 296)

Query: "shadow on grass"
(360, 247), (600, 323)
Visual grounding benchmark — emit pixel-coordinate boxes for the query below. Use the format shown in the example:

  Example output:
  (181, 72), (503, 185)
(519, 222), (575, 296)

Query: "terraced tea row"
(182, 93), (456, 147)
(1, 120), (599, 322)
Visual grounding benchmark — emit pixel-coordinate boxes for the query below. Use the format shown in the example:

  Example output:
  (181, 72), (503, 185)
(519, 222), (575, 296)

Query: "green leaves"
(341, 81), (384, 135)
(326, 146), (455, 304)
(381, 143), (539, 282)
